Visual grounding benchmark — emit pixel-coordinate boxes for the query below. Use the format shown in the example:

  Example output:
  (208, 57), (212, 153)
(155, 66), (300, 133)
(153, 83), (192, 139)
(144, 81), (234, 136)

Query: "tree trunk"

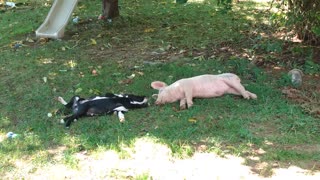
(101, 0), (119, 19)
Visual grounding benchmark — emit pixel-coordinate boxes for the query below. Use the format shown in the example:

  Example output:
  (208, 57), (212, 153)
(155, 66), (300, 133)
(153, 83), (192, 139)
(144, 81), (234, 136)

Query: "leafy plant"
(271, 0), (320, 44)
(304, 59), (320, 75)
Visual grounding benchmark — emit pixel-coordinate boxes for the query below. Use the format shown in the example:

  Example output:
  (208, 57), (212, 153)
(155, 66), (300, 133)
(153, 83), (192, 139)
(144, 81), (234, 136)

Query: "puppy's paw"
(119, 118), (125, 123)
(117, 111), (125, 123)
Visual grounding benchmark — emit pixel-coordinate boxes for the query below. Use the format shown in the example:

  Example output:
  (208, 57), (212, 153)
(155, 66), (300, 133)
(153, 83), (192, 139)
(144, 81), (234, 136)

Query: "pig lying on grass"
(151, 73), (257, 109)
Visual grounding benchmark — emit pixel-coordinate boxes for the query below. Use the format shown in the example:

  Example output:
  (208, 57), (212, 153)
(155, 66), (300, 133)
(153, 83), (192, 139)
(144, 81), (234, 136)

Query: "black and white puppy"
(57, 93), (148, 128)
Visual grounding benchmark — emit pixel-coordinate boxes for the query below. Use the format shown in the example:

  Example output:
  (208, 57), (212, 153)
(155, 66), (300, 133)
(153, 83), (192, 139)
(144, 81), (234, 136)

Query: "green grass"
(0, 0), (319, 178)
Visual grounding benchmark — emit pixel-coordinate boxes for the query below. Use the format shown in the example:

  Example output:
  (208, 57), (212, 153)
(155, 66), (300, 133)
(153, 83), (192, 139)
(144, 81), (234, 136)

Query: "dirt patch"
(282, 86), (320, 117)
(258, 66), (320, 118)
(249, 120), (282, 138)
(282, 144), (320, 154)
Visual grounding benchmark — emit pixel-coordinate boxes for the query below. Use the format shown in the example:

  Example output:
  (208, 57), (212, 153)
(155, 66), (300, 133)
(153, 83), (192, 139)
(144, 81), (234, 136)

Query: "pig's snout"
(155, 100), (161, 105)
(155, 98), (166, 105)
(152, 94), (162, 105)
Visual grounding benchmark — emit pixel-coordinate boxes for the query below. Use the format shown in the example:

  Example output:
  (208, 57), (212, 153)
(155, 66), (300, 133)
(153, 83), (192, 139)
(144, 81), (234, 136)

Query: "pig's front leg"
(179, 98), (187, 110)
(185, 89), (194, 109)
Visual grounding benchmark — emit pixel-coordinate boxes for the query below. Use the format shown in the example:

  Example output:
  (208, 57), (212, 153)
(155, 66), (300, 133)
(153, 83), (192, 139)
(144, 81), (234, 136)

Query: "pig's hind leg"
(225, 80), (257, 99)
(245, 91), (257, 99)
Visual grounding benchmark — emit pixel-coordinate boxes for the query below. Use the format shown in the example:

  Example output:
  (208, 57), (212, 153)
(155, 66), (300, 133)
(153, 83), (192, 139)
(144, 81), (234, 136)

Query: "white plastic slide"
(36, 0), (78, 39)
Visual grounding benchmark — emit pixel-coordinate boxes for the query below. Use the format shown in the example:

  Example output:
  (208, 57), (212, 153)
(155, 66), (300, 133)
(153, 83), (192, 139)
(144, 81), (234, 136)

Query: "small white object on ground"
(6, 2), (16, 7)
(6, 132), (18, 138)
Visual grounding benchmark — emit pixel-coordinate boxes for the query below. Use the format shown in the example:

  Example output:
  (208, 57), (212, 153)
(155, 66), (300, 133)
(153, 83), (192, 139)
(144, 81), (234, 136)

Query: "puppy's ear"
(151, 81), (167, 90)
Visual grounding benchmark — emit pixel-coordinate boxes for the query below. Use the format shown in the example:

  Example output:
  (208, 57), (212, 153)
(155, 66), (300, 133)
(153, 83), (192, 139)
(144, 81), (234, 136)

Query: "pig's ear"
(151, 81), (167, 90)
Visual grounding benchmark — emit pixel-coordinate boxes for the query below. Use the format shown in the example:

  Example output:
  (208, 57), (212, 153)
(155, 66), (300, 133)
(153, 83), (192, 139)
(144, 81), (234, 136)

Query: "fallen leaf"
(119, 79), (133, 85)
(193, 55), (205, 61)
(103, 43), (112, 48)
(75, 88), (82, 94)
(90, 38), (97, 45)
(89, 89), (101, 95)
(43, 77), (47, 83)
(127, 74), (135, 79)
(39, 38), (49, 44)
(41, 58), (54, 64)
(48, 72), (57, 80)
(226, 145), (236, 150)
(26, 37), (34, 43)
(188, 118), (197, 123)
(137, 71), (144, 76)
(67, 60), (77, 69)
(274, 66), (282, 70)
(179, 49), (187, 54)
(79, 72), (84, 78)
(144, 28), (155, 33)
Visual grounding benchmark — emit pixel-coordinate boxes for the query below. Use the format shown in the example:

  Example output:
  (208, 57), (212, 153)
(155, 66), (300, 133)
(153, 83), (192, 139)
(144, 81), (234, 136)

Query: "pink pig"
(151, 73), (257, 109)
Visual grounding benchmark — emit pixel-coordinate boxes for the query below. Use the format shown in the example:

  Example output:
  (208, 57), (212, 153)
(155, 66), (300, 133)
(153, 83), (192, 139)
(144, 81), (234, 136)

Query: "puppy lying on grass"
(151, 73), (257, 109)
(57, 93), (148, 128)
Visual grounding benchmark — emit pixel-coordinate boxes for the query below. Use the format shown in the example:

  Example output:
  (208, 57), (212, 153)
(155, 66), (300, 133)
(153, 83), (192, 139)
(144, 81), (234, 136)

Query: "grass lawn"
(0, 0), (319, 179)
